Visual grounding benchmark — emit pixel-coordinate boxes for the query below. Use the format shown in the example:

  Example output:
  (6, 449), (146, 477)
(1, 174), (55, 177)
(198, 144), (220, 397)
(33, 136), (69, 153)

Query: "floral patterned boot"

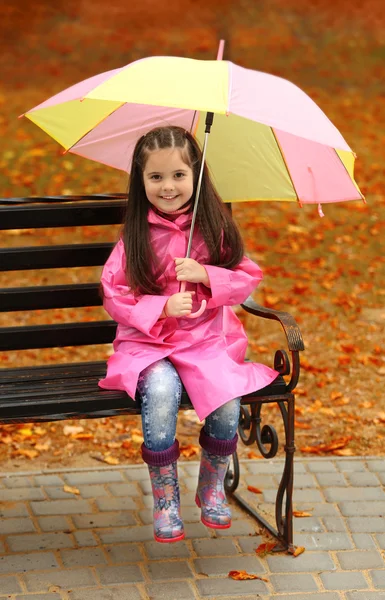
(142, 440), (184, 543)
(195, 429), (238, 529)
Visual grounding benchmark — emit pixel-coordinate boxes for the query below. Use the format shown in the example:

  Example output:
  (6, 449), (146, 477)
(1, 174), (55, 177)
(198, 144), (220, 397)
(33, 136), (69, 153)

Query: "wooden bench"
(0, 194), (304, 552)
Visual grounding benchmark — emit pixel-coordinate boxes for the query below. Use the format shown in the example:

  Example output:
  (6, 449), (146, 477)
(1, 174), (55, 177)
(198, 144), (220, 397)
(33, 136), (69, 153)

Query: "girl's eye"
(175, 172), (185, 178)
(150, 175), (161, 180)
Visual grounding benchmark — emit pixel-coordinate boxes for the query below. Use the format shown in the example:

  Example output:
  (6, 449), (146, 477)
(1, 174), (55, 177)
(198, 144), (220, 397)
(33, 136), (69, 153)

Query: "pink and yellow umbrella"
(23, 54), (364, 216)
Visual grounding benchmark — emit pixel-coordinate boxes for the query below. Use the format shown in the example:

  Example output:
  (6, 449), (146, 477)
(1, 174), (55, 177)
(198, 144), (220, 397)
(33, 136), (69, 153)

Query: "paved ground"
(0, 457), (385, 599)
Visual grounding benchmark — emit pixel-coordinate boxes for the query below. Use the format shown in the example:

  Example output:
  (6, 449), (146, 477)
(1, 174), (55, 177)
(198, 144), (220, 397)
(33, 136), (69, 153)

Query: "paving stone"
(293, 516), (324, 533)
(379, 473), (385, 485)
(215, 519), (255, 537)
(367, 460), (385, 472)
(0, 502), (29, 518)
(96, 496), (138, 511)
(124, 466), (149, 481)
(0, 540), (5, 553)
(182, 464), (200, 477)
(335, 460), (367, 472)
(243, 474), (276, 488)
(24, 568), (97, 591)
(107, 482), (140, 497)
(268, 595), (341, 600)
(7, 532), (74, 552)
(267, 551), (336, 572)
(347, 471), (381, 486)
(0, 552), (59, 574)
(2, 476), (33, 488)
(38, 516), (72, 532)
(306, 461), (338, 473)
(293, 531), (353, 550)
(146, 560), (193, 580)
(315, 472), (348, 487)
(0, 488), (45, 501)
(14, 595), (63, 600)
(322, 516), (348, 532)
(270, 573), (319, 593)
(320, 571), (368, 590)
(294, 473), (319, 488)
(293, 503), (340, 517)
(371, 570), (385, 588)
(337, 550), (385, 570)
(98, 525), (154, 544)
(105, 543), (143, 563)
(348, 517), (385, 533)
(96, 564), (144, 584)
(34, 475), (65, 486)
(64, 471), (124, 485)
(73, 531), (98, 547)
(194, 555), (265, 576)
(60, 547), (108, 567)
(181, 505), (201, 522)
(183, 476), (199, 491)
(45, 486), (86, 499)
(0, 575), (23, 594)
(0, 517), (36, 535)
(246, 461), (304, 475)
(192, 538), (239, 556)
(346, 593), (385, 600)
(324, 487), (385, 502)
(339, 501), (385, 517)
(263, 488), (324, 503)
(353, 533), (377, 549)
(76, 484), (109, 498)
(67, 587), (142, 600)
(144, 540), (191, 559)
(30, 499), (92, 516)
(73, 512), (137, 529)
(236, 535), (265, 554)
(145, 581), (195, 599)
(196, 577), (268, 596)
(184, 522), (211, 538)
(376, 534), (385, 549)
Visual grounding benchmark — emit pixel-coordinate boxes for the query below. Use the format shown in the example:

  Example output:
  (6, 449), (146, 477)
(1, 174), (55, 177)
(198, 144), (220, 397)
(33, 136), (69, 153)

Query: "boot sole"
(154, 532), (185, 543)
(195, 494), (232, 529)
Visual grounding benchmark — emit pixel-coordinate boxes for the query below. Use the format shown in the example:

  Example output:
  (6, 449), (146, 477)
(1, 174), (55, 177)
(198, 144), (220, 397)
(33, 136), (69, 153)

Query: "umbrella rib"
(270, 129), (301, 205)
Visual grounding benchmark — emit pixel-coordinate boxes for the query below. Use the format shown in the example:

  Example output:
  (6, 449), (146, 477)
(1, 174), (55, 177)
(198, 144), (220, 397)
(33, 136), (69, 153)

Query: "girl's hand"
(165, 292), (195, 317)
(174, 258), (210, 286)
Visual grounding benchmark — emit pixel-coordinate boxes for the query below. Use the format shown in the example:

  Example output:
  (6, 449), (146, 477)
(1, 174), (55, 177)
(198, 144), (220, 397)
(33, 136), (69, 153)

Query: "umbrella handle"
(180, 281), (207, 319)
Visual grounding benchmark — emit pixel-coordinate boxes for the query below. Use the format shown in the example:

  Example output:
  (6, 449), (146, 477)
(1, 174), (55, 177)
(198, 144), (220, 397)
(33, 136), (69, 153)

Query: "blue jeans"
(137, 359), (241, 452)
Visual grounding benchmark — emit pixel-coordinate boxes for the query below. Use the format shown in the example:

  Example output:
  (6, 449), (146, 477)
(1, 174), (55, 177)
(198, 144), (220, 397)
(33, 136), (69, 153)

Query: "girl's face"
(143, 147), (194, 214)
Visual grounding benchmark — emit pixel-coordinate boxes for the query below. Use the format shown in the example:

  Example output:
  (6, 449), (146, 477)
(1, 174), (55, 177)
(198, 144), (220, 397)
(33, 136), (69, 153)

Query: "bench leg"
(224, 395), (296, 553)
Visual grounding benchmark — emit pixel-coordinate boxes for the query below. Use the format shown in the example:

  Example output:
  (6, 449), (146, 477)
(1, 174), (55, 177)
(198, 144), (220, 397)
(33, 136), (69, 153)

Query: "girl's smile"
(143, 148), (194, 213)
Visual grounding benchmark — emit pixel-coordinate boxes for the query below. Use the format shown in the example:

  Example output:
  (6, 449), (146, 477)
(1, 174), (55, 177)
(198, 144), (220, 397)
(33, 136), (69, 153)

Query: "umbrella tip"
(18, 114), (24, 119)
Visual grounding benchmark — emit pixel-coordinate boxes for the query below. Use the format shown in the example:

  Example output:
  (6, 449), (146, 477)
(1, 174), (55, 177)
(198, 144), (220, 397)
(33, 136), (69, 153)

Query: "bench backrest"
(0, 195), (126, 354)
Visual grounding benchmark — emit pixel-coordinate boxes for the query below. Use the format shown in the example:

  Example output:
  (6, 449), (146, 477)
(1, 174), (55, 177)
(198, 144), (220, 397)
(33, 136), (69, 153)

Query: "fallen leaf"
(63, 425), (84, 436)
(247, 485), (263, 494)
(228, 570), (268, 581)
(63, 485), (80, 495)
(247, 451), (262, 459)
(255, 542), (277, 557)
(131, 433), (144, 444)
(293, 511), (313, 517)
(293, 546), (306, 557)
(14, 449), (39, 459)
(103, 455), (120, 465)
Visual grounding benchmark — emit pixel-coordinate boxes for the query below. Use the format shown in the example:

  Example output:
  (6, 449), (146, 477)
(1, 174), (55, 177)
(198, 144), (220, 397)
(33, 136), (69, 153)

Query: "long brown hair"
(122, 126), (244, 295)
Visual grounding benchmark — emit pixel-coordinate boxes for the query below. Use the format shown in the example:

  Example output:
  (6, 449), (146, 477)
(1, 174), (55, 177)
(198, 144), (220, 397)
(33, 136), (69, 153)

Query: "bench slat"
(0, 243), (114, 272)
(0, 361), (106, 383)
(0, 284), (102, 312)
(0, 321), (117, 351)
(0, 201), (126, 230)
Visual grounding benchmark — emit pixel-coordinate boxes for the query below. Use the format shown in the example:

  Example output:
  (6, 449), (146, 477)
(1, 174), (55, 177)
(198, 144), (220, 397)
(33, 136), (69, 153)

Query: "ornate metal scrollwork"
(274, 349), (291, 375)
(224, 451), (240, 493)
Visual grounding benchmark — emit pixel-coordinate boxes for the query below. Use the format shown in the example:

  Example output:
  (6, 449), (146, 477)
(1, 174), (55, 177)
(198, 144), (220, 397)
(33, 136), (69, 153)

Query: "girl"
(99, 126), (278, 543)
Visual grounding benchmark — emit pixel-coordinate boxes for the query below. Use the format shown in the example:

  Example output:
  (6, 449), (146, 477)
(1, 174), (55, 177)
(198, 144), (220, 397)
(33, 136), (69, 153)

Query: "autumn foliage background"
(0, 0), (384, 468)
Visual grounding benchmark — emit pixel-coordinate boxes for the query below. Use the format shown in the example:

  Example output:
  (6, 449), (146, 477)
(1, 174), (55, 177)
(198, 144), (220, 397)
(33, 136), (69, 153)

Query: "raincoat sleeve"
(101, 240), (169, 338)
(204, 256), (263, 308)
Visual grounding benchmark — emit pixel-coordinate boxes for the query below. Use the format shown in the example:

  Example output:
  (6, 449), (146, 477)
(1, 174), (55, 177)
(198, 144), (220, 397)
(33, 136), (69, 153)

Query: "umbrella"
(21, 46), (364, 317)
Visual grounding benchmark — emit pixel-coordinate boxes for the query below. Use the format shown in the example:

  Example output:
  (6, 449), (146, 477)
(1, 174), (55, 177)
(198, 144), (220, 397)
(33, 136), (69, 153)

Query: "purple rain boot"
(195, 428), (238, 529)
(141, 440), (184, 543)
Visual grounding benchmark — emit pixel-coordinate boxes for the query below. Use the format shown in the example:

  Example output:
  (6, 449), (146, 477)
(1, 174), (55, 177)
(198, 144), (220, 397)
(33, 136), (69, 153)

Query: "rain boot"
(141, 440), (185, 543)
(195, 428), (238, 529)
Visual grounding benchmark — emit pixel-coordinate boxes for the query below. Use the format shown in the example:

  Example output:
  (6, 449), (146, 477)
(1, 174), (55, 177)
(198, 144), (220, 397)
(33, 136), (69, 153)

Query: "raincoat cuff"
(203, 265), (232, 306)
(128, 295), (169, 337)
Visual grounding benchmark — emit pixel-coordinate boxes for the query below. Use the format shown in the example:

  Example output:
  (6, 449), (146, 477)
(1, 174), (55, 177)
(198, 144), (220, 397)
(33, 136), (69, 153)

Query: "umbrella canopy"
(23, 55), (364, 208)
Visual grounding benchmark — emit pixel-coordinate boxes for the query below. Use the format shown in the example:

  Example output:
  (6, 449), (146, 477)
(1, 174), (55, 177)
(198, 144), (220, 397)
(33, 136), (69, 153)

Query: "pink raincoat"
(98, 209), (278, 420)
